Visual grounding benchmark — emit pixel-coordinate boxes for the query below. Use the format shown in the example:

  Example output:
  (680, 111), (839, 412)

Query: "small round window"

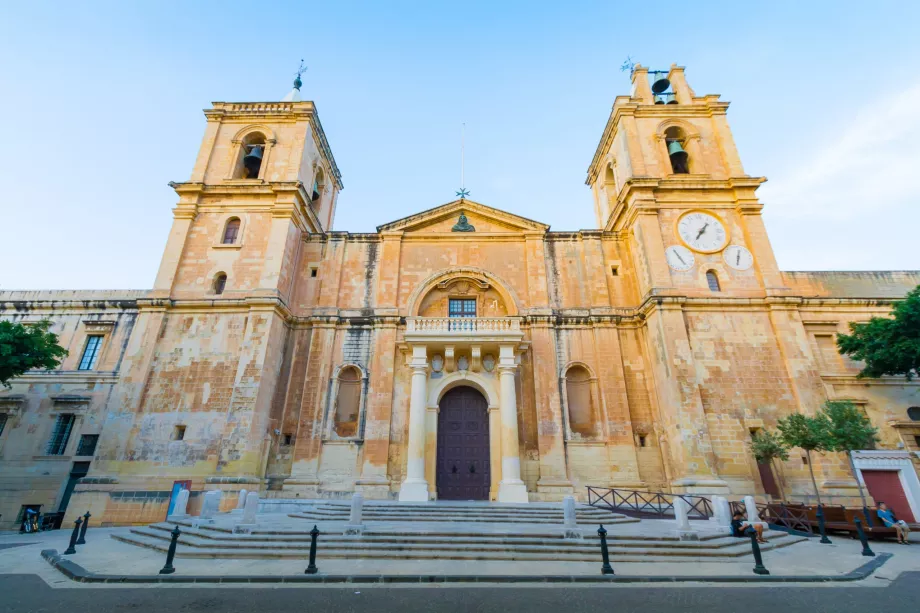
(907, 407), (920, 421)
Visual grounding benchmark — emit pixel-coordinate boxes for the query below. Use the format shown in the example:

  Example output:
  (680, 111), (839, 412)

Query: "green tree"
(837, 285), (920, 380)
(820, 400), (879, 514)
(776, 412), (834, 506)
(0, 320), (68, 388)
(750, 429), (790, 501)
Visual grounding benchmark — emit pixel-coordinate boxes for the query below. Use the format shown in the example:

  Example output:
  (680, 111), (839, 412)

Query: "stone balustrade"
(405, 317), (522, 335)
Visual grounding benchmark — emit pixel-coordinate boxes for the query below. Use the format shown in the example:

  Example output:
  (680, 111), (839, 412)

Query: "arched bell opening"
(664, 126), (690, 174)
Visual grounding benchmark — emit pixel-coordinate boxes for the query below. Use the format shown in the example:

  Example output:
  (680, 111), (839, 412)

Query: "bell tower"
(585, 63), (786, 299)
(151, 76), (343, 302)
(585, 64), (793, 495)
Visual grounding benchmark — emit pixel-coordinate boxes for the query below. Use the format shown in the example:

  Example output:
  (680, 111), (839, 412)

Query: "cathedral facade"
(3, 65), (920, 529)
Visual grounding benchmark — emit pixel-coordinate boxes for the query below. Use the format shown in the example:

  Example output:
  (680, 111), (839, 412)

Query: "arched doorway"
(437, 386), (490, 500)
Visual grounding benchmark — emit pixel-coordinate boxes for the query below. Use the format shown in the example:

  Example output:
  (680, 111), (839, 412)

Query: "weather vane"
(620, 56), (635, 77)
(455, 123), (470, 199)
(295, 59), (307, 80)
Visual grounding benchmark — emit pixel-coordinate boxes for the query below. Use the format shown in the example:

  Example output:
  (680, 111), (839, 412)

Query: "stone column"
(497, 345), (528, 503)
(399, 345), (430, 502)
(673, 497), (698, 541)
(231, 489), (248, 516)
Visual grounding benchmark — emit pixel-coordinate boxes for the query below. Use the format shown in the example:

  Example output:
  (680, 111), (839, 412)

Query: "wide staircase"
(287, 500), (631, 525)
(112, 501), (808, 562)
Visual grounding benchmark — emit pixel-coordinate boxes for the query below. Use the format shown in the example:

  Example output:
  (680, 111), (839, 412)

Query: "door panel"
(437, 387), (490, 500)
(861, 470), (915, 522)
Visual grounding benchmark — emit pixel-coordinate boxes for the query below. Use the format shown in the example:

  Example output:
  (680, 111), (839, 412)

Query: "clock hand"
(696, 223), (709, 240)
(676, 252), (686, 265)
(736, 251), (740, 265)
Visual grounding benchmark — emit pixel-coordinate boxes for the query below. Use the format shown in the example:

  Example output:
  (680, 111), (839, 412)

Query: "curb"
(41, 549), (892, 585)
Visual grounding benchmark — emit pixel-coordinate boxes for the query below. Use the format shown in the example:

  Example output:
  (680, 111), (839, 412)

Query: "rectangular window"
(914, 435), (920, 450)
(78, 335), (104, 370)
(448, 298), (477, 318)
(76, 434), (99, 456)
(172, 425), (186, 441)
(46, 414), (75, 455)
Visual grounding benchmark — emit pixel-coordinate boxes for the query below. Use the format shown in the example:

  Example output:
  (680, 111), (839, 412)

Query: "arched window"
(222, 218), (241, 244)
(664, 126), (690, 174)
(233, 132), (266, 179)
(333, 366), (362, 437)
(908, 407), (920, 421)
(565, 365), (595, 438)
(312, 167), (326, 202)
(706, 270), (721, 292)
(213, 273), (227, 295)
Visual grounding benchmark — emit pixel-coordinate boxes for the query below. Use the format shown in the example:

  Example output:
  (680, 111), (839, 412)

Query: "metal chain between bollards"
(305, 525), (320, 575)
(76, 512), (91, 545)
(159, 525), (181, 575)
(597, 524), (614, 575)
(747, 528), (770, 575)
(853, 516), (875, 557)
(63, 517), (83, 555)
(816, 504), (832, 544)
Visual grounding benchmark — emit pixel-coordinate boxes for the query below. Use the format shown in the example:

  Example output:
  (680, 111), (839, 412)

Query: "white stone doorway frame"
(398, 344), (529, 503)
(852, 450), (920, 521)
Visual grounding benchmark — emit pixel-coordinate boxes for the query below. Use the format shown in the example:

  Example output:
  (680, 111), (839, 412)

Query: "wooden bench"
(801, 505), (900, 540)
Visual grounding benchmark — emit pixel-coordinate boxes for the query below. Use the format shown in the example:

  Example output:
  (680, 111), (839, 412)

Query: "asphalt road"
(1, 573), (917, 613)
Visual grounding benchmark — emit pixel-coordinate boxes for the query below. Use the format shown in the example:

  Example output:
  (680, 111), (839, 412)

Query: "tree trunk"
(771, 457), (786, 502)
(806, 449), (822, 506)
(847, 451), (869, 510)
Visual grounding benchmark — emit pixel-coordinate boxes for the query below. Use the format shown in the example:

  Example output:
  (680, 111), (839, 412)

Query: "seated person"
(877, 501), (911, 545)
(731, 510), (767, 543)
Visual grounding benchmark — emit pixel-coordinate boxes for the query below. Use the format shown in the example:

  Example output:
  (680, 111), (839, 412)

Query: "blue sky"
(2, 1), (918, 289)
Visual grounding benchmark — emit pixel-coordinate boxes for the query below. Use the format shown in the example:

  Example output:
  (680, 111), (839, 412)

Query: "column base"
(498, 480), (529, 503)
(398, 479), (430, 502)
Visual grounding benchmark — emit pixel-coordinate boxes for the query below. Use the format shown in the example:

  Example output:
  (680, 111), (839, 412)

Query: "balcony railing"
(405, 317), (522, 336)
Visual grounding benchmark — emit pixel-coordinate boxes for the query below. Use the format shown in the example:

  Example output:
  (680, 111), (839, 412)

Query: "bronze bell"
(651, 75), (670, 94)
(667, 140), (686, 156)
(243, 145), (263, 178)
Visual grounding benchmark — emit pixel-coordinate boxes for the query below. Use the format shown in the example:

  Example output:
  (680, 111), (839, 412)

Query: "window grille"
(448, 298), (477, 318)
(46, 414), (75, 455)
(78, 336), (103, 370)
(76, 434), (99, 456)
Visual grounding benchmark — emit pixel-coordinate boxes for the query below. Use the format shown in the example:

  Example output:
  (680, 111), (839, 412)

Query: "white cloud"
(761, 81), (920, 222)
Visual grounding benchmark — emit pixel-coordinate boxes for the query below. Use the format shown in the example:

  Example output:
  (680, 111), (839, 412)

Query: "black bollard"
(816, 504), (832, 544)
(63, 517), (83, 555)
(305, 525), (320, 575)
(853, 517), (875, 557)
(747, 528), (770, 575)
(76, 512), (91, 545)
(159, 525), (181, 575)
(597, 524), (615, 575)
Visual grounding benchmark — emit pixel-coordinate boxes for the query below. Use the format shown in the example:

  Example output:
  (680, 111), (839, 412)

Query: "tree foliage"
(776, 413), (834, 453)
(837, 285), (920, 380)
(820, 400), (879, 513)
(777, 412), (835, 505)
(821, 401), (878, 453)
(751, 429), (789, 464)
(0, 320), (68, 388)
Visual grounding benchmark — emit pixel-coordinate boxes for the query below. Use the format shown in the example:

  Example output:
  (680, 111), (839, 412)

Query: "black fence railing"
(587, 487), (713, 519)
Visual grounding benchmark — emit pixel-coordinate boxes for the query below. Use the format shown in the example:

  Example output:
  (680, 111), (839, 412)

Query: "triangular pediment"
(376, 199), (549, 234)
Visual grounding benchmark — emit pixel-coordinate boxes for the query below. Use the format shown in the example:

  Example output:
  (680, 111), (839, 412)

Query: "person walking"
(731, 510), (767, 544)
(877, 502), (911, 544)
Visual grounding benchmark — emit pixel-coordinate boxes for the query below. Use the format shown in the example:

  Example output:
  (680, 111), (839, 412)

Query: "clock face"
(676, 211), (729, 253)
(665, 245), (695, 271)
(723, 245), (754, 271)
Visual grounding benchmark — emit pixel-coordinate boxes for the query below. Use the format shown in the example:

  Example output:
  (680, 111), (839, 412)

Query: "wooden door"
(861, 470), (915, 522)
(437, 387), (490, 500)
(757, 462), (781, 499)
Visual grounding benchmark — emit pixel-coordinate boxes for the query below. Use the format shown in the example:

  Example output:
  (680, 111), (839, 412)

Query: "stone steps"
(112, 524), (806, 562)
(288, 503), (629, 525)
